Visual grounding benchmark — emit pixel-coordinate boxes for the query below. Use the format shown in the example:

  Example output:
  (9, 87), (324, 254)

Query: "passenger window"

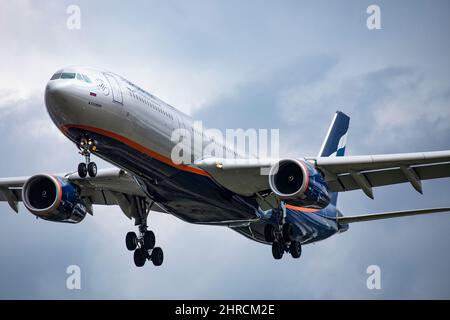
(50, 73), (61, 80)
(61, 73), (76, 79)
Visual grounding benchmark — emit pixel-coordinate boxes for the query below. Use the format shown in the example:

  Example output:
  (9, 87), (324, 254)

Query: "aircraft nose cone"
(44, 81), (76, 126)
(45, 81), (71, 100)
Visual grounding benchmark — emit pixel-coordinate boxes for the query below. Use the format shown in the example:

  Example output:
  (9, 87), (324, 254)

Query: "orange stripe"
(285, 204), (320, 212)
(61, 124), (210, 177)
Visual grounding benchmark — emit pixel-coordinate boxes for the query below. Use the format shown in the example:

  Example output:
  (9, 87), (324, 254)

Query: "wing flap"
(315, 150), (450, 196)
(327, 163), (450, 192)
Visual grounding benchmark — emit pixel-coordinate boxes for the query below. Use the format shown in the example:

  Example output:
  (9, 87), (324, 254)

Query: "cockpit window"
(82, 74), (92, 83)
(50, 72), (90, 82)
(50, 73), (61, 80)
(61, 72), (76, 79)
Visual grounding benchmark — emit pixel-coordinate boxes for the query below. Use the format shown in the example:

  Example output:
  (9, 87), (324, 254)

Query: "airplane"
(1, 66), (450, 267)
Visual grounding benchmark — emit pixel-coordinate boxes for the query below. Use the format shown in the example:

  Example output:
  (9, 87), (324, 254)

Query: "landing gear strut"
(125, 196), (164, 267)
(264, 203), (302, 260)
(78, 137), (97, 178)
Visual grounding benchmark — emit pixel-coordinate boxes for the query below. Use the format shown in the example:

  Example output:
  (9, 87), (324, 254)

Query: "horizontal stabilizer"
(337, 207), (450, 224)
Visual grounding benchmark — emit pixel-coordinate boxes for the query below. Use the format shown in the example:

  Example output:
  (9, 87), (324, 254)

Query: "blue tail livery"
(318, 111), (350, 206)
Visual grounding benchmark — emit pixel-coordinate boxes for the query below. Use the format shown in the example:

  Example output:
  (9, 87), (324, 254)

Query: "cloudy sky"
(1, 0), (450, 299)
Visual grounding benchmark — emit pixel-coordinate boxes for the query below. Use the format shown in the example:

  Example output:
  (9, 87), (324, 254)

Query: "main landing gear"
(264, 205), (302, 260)
(77, 137), (97, 178)
(125, 197), (164, 267)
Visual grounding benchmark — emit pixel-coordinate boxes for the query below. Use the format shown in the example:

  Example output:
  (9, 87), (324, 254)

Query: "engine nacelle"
(22, 174), (88, 223)
(268, 159), (330, 209)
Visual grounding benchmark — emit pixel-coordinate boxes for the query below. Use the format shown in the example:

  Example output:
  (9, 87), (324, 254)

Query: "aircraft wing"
(337, 207), (450, 224)
(196, 150), (450, 199)
(311, 150), (450, 198)
(0, 168), (167, 217)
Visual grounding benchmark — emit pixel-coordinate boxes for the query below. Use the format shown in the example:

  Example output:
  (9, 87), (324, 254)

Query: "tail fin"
(318, 111), (350, 206)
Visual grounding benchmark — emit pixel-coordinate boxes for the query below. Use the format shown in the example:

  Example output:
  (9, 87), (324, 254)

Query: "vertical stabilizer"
(318, 111), (350, 205)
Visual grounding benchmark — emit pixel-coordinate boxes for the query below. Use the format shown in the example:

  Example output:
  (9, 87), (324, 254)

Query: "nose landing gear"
(77, 137), (97, 178)
(125, 196), (164, 267)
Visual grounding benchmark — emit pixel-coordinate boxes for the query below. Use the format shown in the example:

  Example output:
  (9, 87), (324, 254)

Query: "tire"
(271, 241), (284, 260)
(78, 163), (87, 178)
(144, 230), (156, 250)
(88, 162), (97, 177)
(264, 224), (275, 243)
(134, 249), (146, 267)
(290, 240), (302, 259)
(282, 223), (294, 243)
(151, 247), (164, 266)
(125, 232), (137, 251)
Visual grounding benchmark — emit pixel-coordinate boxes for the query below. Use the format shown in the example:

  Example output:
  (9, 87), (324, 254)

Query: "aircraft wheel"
(78, 163), (87, 178)
(88, 162), (97, 177)
(272, 241), (284, 260)
(264, 224), (276, 243)
(290, 240), (302, 259)
(144, 230), (156, 250)
(151, 247), (164, 266)
(126, 232), (138, 251)
(134, 248), (146, 267)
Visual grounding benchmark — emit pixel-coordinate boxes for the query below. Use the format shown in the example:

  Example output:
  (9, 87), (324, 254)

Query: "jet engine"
(22, 174), (88, 223)
(268, 159), (330, 209)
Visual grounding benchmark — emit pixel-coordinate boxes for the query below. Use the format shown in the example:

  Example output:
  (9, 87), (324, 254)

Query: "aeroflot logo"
(170, 121), (279, 174)
(95, 79), (110, 96)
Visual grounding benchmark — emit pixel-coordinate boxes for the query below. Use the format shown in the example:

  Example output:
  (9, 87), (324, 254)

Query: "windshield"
(50, 72), (92, 83)
(50, 73), (61, 80)
(60, 72), (76, 79)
